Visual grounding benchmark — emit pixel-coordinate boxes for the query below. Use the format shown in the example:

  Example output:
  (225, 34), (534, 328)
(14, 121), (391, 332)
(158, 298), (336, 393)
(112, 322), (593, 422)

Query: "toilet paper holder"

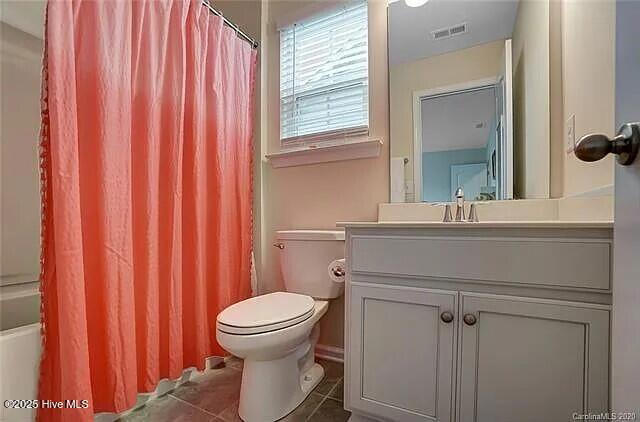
(332, 267), (345, 278)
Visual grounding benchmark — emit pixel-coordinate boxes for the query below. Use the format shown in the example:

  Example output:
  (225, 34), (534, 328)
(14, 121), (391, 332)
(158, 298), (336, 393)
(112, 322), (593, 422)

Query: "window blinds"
(280, 1), (369, 144)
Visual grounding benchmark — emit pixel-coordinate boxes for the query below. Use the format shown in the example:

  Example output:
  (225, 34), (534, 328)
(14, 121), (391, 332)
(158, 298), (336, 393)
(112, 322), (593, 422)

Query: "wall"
(560, 0), (615, 196)
(389, 40), (503, 198)
(0, 22), (42, 286)
(260, 0), (389, 348)
(512, 0), (550, 199)
(548, 0), (563, 198)
(422, 148), (487, 202)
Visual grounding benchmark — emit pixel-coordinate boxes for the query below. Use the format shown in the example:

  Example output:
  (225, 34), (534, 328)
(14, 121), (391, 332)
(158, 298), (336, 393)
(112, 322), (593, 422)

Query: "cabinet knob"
(440, 311), (454, 323)
(463, 313), (477, 326)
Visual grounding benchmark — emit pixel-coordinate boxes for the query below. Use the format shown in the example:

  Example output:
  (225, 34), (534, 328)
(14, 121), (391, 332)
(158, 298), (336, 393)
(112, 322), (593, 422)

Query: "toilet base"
(217, 304), (330, 421)
(238, 351), (324, 422)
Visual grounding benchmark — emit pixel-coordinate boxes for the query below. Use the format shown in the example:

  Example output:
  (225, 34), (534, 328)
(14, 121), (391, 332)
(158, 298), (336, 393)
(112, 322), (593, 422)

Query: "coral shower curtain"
(38, 1), (256, 420)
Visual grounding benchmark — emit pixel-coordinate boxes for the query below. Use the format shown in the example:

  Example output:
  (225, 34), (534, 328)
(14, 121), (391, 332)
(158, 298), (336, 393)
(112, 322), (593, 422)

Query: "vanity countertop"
(336, 220), (613, 229)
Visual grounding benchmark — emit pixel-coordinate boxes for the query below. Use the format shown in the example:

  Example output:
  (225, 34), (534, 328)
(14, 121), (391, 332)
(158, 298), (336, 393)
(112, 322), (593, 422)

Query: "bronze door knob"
(575, 122), (639, 165)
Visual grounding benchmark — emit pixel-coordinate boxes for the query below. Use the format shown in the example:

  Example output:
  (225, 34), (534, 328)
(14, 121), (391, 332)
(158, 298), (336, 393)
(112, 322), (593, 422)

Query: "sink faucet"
(441, 187), (479, 222)
(454, 187), (465, 221)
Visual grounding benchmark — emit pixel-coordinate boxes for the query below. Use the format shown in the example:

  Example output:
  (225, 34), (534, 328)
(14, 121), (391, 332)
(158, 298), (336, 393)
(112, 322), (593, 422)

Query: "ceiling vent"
(431, 22), (468, 40)
(432, 28), (451, 40)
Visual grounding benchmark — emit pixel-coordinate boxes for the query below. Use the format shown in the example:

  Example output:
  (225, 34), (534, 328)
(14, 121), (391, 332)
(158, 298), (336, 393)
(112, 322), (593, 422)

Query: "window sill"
(266, 139), (383, 168)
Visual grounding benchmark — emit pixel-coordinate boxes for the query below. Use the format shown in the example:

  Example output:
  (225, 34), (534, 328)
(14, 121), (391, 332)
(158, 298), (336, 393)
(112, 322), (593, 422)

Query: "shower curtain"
(38, 1), (256, 420)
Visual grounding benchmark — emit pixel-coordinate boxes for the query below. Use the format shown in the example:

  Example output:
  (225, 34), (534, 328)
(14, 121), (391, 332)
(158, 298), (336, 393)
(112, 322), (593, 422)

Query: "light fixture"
(405, 0), (429, 7)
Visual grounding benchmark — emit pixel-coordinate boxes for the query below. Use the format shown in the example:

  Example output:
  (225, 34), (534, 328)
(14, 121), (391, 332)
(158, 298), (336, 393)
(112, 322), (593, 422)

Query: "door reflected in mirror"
(416, 75), (512, 202)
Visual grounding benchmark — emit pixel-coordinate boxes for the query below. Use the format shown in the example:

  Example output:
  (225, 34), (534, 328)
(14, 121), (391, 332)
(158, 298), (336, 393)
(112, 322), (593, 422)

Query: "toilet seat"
(217, 292), (315, 335)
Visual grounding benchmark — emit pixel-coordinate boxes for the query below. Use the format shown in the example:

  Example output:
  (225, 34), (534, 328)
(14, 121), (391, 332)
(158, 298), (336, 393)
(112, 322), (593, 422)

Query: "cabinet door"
(457, 293), (609, 422)
(349, 283), (457, 422)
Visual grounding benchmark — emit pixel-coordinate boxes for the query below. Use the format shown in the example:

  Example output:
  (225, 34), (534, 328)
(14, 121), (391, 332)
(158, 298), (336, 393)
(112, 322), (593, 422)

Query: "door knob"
(575, 122), (639, 166)
(440, 311), (454, 323)
(463, 313), (477, 326)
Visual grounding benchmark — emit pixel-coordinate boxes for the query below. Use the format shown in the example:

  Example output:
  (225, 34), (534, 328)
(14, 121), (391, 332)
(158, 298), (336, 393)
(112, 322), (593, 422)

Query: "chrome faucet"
(468, 203), (479, 222)
(454, 187), (465, 221)
(438, 188), (480, 222)
(440, 187), (479, 222)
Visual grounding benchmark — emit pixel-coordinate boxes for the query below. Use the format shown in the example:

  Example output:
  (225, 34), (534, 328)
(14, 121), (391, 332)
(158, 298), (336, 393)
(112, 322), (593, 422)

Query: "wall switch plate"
(566, 114), (576, 153)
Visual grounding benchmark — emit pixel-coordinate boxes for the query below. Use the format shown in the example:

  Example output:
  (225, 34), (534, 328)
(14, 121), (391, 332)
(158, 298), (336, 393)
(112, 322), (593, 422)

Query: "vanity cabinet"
(343, 224), (613, 422)
(457, 293), (609, 422)
(349, 284), (457, 421)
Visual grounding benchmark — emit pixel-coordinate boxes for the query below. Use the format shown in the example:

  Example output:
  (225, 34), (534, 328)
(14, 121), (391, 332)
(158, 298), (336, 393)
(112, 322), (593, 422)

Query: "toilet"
(216, 230), (345, 422)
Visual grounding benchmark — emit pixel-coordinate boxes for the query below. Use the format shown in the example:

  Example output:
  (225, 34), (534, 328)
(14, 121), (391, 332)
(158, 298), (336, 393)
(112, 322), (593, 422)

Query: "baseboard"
(315, 344), (344, 363)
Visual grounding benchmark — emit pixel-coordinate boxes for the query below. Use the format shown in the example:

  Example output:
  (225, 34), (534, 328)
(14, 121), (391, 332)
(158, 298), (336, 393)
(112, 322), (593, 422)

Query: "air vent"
(432, 28), (450, 40)
(450, 23), (467, 35)
(431, 22), (468, 40)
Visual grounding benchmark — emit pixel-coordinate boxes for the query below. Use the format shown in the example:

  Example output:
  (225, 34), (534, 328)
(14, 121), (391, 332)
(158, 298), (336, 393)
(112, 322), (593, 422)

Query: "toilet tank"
(276, 230), (345, 299)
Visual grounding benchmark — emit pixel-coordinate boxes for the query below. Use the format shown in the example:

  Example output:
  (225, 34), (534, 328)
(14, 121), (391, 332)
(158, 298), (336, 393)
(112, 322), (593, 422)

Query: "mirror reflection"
(389, 0), (546, 203)
(417, 79), (504, 202)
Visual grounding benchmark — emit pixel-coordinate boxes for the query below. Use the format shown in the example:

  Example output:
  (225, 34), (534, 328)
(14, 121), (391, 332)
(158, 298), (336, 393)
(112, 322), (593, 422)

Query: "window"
(279, 1), (369, 146)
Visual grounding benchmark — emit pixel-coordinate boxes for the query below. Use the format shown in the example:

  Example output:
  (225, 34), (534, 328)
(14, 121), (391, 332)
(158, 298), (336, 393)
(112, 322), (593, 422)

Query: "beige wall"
(260, 0), (389, 348)
(389, 40), (504, 197)
(560, 0), (615, 197)
(512, 0), (551, 199)
(548, 0), (564, 198)
(1, 22), (42, 286)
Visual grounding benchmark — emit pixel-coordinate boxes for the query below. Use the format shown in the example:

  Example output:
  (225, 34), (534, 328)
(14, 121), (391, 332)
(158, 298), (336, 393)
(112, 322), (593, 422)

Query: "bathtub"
(0, 282), (41, 422)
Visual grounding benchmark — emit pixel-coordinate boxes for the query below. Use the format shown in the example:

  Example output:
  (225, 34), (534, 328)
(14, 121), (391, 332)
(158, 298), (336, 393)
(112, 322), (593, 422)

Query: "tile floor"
(119, 358), (350, 422)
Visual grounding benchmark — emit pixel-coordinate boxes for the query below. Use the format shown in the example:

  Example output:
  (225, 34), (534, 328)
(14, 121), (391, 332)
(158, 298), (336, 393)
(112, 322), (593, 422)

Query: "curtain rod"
(201, 0), (259, 49)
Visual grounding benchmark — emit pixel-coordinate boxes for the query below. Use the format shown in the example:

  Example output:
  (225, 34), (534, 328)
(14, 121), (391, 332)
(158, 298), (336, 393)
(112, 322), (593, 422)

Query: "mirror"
(389, 0), (554, 203)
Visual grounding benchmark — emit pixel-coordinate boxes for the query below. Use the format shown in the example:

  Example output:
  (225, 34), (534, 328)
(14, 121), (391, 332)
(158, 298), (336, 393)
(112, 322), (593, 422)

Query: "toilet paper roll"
(328, 258), (346, 283)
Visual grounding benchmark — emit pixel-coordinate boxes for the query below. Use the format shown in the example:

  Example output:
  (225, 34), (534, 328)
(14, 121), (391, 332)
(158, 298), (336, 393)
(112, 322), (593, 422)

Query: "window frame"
(278, 1), (371, 150)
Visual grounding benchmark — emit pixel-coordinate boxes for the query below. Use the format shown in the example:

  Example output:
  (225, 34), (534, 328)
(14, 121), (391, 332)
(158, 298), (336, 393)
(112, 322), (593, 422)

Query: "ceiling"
(389, 0), (520, 66)
(422, 87), (496, 152)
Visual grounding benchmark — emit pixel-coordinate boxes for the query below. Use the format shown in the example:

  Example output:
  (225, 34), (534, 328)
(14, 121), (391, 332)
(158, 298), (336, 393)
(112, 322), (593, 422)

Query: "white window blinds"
(279, 1), (369, 144)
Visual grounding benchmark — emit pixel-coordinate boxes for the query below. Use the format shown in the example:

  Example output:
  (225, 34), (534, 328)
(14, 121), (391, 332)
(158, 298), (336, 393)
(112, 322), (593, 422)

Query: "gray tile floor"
(119, 358), (350, 422)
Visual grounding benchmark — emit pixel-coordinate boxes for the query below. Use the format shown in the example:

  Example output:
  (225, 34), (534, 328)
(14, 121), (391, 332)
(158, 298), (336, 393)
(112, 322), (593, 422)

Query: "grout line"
(324, 379), (342, 400)
(305, 393), (329, 422)
(327, 377), (344, 401)
(305, 377), (344, 421)
(169, 394), (220, 419)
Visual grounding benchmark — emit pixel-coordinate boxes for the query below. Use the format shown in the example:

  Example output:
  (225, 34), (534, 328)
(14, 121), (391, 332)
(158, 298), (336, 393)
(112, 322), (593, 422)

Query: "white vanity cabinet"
(349, 283), (458, 421)
(457, 293), (609, 422)
(342, 223), (613, 422)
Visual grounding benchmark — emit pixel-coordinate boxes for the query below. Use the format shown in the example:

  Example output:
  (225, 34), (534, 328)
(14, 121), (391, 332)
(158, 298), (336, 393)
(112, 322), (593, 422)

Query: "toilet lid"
(217, 292), (315, 335)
